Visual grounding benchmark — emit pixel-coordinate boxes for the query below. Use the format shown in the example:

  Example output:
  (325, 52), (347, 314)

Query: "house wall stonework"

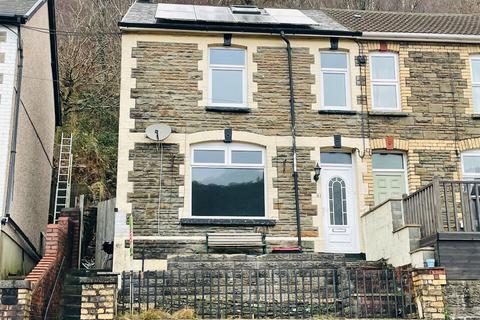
(114, 31), (480, 272)
(445, 280), (480, 319)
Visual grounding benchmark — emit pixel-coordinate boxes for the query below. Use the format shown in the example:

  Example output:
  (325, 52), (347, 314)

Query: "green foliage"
(116, 308), (196, 320)
(61, 89), (118, 201)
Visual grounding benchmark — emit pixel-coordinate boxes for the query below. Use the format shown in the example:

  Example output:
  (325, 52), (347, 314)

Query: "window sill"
(369, 111), (409, 117)
(180, 218), (276, 226)
(318, 109), (358, 115)
(472, 114), (480, 119)
(205, 106), (251, 113)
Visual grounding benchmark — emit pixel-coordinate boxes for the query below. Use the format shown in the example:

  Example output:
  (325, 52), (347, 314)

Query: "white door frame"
(320, 161), (360, 253)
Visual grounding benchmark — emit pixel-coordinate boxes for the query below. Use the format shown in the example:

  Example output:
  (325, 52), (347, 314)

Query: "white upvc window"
(370, 52), (400, 111)
(208, 47), (247, 107)
(320, 52), (350, 110)
(190, 142), (266, 218)
(461, 150), (480, 180)
(470, 55), (480, 113)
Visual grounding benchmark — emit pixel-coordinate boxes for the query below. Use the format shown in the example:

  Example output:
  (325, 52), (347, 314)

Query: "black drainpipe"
(280, 31), (302, 250)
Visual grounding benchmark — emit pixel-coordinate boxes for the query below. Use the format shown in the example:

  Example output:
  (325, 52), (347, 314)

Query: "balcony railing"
(403, 178), (480, 239)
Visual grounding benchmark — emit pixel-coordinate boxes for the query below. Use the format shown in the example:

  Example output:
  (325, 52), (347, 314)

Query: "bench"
(206, 233), (266, 254)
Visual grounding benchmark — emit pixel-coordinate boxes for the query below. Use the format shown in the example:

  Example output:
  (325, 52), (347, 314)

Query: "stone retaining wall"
(80, 273), (118, 320)
(0, 280), (31, 320)
(445, 280), (480, 320)
(412, 268), (447, 320)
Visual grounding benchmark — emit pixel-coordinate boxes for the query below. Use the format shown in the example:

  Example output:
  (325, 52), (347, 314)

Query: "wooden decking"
(403, 179), (480, 279)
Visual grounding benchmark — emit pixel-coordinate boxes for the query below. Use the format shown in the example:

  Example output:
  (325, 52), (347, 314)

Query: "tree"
(55, 0), (480, 202)
(56, 0), (134, 201)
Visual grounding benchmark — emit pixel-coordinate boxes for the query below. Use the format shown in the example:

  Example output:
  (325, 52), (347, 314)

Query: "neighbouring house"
(114, 1), (480, 278)
(0, 0), (61, 279)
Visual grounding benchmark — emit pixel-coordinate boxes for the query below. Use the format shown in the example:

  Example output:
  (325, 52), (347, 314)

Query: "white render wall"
(0, 27), (18, 216)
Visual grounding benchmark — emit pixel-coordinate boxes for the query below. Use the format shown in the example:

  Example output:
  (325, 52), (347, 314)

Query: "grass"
(117, 308), (196, 320)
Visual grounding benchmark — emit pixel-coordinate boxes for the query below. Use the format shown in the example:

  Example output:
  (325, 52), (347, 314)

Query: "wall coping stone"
(393, 224), (421, 234)
(363, 198), (402, 217)
(180, 218), (276, 226)
(0, 280), (32, 289)
(79, 273), (119, 285)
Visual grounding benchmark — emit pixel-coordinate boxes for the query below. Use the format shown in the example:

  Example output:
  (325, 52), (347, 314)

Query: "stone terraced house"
(114, 1), (480, 279)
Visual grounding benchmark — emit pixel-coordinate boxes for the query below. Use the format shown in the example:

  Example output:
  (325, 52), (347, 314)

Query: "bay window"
(191, 143), (265, 217)
(208, 48), (247, 107)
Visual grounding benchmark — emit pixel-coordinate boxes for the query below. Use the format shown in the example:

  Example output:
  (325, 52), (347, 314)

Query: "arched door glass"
(329, 177), (348, 225)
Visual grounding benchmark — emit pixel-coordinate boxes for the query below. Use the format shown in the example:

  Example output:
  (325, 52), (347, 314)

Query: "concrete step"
(61, 294), (82, 306)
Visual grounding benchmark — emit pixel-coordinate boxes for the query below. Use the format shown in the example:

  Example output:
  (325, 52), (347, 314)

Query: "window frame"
(470, 55), (480, 113)
(319, 51), (351, 110)
(208, 47), (247, 108)
(369, 52), (401, 111)
(190, 142), (267, 219)
(461, 150), (480, 180)
(372, 152), (407, 173)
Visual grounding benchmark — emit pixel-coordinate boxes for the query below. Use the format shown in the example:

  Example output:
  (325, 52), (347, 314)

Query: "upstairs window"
(320, 52), (350, 110)
(191, 143), (265, 217)
(208, 48), (246, 107)
(370, 53), (400, 111)
(470, 56), (480, 113)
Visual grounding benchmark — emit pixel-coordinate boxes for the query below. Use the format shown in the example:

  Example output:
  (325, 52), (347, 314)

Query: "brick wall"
(60, 208), (81, 268)
(22, 209), (79, 319)
(25, 217), (72, 318)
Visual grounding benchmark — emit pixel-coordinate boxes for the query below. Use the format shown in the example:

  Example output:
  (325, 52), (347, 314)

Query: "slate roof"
(121, 1), (480, 37)
(323, 8), (480, 35)
(120, 2), (354, 35)
(0, 0), (45, 20)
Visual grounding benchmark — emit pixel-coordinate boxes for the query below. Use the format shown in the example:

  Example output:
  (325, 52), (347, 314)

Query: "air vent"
(230, 5), (261, 15)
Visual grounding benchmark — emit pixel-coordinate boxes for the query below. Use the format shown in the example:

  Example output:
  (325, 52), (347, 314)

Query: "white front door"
(320, 153), (359, 253)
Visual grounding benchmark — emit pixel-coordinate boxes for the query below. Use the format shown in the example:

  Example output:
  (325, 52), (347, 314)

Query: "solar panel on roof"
(155, 4), (318, 26)
(266, 8), (318, 25)
(195, 6), (235, 23)
(155, 3), (196, 21)
(233, 13), (276, 24)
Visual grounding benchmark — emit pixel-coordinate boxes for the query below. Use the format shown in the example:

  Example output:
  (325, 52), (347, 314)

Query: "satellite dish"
(145, 124), (172, 141)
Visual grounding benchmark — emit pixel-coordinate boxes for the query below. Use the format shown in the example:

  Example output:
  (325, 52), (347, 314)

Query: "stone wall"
(117, 34), (480, 262)
(445, 280), (480, 320)
(80, 273), (117, 320)
(0, 281), (31, 320)
(412, 268), (447, 319)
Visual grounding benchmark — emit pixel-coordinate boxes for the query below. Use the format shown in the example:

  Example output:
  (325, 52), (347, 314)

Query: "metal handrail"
(43, 256), (66, 320)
